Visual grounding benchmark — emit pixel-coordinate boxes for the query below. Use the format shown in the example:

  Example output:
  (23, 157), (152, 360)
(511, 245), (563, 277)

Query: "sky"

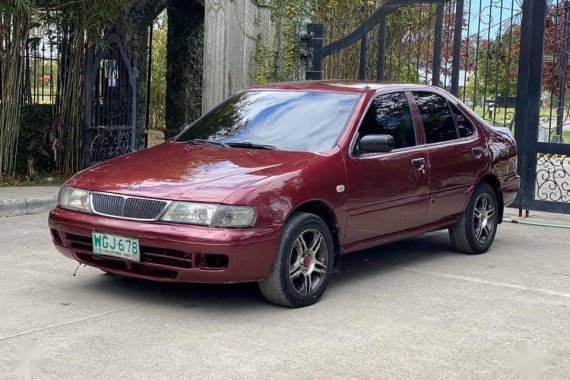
(465, 0), (523, 39)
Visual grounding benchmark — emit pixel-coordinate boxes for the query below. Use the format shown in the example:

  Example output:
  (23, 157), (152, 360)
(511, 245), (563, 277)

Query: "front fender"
(221, 151), (349, 230)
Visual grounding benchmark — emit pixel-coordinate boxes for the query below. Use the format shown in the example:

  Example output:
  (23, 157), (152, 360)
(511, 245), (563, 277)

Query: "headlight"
(160, 202), (256, 227)
(58, 186), (91, 213)
(211, 205), (257, 227)
(160, 202), (218, 225)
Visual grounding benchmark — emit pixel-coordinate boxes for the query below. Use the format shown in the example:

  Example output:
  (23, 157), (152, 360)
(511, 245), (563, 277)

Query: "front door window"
(358, 92), (416, 151)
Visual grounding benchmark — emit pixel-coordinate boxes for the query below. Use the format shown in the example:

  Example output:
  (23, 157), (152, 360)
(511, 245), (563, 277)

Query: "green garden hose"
(511, 219), (570, 229)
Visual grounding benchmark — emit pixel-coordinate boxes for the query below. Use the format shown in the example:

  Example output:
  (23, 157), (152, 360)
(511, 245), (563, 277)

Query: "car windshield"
(174, 90), (361, 152)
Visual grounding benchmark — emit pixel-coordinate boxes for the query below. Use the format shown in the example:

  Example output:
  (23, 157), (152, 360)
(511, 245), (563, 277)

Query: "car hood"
(67, 142), (314, 203)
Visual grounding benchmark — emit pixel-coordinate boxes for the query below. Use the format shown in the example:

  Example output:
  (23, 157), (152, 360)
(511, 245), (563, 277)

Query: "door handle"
(411, 158), (425, 168)
(472, 147), (484, 157)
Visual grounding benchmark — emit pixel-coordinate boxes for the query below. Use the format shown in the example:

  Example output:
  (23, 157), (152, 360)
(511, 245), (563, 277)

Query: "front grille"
(91, 193), (167, 220)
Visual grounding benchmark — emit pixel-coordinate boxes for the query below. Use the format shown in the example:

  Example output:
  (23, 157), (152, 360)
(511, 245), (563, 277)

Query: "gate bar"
(83, 49), (94, 169)
(451, 0), (464, 95)
(512, 0), (547, 209)
(307, 0), (444, 82)
(321, 0), (442, 58)
(522, 0), (547, 208)
(376, 17), (388, 81)
(432, 2), (444, 87)
(556, 1), (570, 141)
(306, 23), (325, 80)
(359, 35), (368, 80)
(512, 0), (533, 209)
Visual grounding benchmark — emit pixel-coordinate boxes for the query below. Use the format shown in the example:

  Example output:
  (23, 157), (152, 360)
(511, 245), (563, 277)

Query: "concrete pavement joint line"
(0, 304), (145, 342)
(398, 267), (570, 299)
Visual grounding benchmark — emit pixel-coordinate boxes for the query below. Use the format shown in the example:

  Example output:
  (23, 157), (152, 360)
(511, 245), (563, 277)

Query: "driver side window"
(358, 92), (416, 150)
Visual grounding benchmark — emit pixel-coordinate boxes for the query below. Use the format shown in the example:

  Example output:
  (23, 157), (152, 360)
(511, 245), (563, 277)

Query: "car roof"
(249, 80), (440, 95)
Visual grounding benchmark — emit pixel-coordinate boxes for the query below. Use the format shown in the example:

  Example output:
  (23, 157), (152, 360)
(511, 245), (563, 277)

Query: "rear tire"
(449, 183), (499, 254)
(258, 212), (334, 307)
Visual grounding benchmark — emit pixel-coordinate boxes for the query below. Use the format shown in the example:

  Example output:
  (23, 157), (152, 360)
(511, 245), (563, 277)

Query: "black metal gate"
(83, 34), (137, 167)
(515, 0), (570, 213)
(305, 0), (570, 214)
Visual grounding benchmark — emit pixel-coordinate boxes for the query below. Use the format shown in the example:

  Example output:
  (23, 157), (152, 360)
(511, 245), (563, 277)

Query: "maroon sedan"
(49, 81), (519, 307)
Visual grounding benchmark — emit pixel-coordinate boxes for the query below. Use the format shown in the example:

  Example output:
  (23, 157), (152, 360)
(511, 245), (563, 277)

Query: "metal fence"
(21, 34), (60, 105)
(306, 0), (570, 213)
(0, 25), (60, 106)
(310, 0), (525, 131)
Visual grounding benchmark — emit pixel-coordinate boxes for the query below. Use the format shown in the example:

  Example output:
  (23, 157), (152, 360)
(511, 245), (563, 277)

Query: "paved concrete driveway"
(0, 212), (569, 379)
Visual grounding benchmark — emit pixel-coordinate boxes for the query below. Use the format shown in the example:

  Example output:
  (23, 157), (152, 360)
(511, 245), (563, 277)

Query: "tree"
(114, 0), (168, 146)
(0, 0), (32, 176)
(165, 0), (204, 139)
(1, 0), (209, 177)
(543, 3), (570, 95)
(465, 26), (521, 105)
(149, 12), (167, 132)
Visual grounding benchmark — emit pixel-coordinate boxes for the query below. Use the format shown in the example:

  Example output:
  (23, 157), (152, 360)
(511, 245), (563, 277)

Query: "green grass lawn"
(29, 83), (57, 104)
(473, 106), (513, 124)
(471, 106), (570, 142)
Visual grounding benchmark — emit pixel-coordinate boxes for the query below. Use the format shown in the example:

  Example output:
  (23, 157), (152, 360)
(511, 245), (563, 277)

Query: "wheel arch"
(478, 174), (504, 223)
(289, 200), (342, 272)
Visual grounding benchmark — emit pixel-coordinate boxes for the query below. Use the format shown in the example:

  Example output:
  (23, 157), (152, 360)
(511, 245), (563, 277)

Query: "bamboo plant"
(0, 0), (32, 177)
(0, 0), (123, 178)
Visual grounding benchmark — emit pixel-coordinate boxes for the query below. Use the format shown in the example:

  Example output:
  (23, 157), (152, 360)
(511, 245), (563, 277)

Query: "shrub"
(16, 104), (55, 176)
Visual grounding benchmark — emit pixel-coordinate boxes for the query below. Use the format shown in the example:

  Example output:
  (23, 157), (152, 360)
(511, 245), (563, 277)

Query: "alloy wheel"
(473, 193), (496, 244)
(288, 229), (328, 296)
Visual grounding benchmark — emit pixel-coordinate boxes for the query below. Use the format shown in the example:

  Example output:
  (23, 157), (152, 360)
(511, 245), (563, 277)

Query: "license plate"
(92, 232), (140, 263)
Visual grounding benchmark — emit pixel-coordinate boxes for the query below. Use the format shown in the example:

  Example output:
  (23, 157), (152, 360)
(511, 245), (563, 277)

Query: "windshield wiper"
(186, 139), (230, 148)
(226, 142), (277, 150)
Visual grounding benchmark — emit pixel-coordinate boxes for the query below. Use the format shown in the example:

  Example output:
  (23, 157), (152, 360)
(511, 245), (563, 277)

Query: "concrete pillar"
(202, 0), (274, 113)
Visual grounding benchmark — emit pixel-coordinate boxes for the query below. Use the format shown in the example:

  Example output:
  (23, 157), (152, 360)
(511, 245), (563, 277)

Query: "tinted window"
(450, 103), (475, 138)
(358, 92), (415, 149)
(175, 91), (360, 152)
(413, 92), (457, 144)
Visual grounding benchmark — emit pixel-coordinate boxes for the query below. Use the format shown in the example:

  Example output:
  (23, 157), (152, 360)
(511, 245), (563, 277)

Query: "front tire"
(259, 212), (334, 307)
(449, 183), (499, 254)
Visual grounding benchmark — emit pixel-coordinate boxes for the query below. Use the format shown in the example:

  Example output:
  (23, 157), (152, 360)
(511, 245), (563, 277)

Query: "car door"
(343, 92), (430, 247)
(411, 91), (486, 224)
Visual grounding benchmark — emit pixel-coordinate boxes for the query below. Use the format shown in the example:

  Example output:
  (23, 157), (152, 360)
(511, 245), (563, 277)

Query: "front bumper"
(48, 207), (281, 284)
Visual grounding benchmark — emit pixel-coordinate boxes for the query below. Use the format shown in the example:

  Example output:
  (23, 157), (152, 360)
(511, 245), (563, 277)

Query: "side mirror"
(358, 134), (395, 154)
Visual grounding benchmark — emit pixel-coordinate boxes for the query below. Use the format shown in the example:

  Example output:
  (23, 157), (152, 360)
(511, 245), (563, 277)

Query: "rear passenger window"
(358, 92), (416, 149)
(413, 92), (457, 144)
(450, 103), (475, 138)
